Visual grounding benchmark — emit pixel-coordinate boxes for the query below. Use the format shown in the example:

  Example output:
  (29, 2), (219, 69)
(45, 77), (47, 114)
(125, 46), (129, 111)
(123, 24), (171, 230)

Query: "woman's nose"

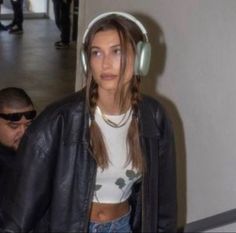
(102, 54), (112, 69)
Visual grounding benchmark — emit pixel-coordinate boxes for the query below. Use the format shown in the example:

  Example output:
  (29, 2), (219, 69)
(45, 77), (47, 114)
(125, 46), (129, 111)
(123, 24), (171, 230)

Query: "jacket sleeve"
(158, 112), (177, 232)
(0, 133), (54, 233)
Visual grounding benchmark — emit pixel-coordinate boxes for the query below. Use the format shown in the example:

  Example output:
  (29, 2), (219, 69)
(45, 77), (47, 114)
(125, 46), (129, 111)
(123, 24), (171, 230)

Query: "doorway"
(1, 0), (49, 18)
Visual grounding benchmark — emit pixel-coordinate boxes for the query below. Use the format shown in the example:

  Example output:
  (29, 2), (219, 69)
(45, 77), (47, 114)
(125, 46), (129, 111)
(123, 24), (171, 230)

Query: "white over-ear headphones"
(80, 11), (151, 76)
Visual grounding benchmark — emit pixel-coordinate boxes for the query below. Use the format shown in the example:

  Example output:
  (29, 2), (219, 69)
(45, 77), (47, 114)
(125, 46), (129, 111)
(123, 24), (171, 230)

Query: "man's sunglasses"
(0, 110), (37, 122)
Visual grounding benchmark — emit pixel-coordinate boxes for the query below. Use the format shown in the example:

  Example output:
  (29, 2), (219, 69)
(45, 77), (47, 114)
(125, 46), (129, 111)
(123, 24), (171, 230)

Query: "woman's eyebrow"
(91, 44), (121, 49)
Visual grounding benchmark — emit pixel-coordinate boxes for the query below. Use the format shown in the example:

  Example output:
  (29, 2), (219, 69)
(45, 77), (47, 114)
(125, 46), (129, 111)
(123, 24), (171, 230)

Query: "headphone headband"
(82, 11), (149, 44)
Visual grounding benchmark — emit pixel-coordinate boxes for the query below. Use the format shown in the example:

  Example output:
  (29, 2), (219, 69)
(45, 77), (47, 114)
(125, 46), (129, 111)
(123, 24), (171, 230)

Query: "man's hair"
(0, 87), (34, 111)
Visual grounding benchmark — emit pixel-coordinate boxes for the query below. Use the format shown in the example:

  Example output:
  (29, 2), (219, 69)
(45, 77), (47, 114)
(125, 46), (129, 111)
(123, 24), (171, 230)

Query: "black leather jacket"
(0, 144), (16, 227)
(0, 144), (15, 202)
(0, 89), (177, 233)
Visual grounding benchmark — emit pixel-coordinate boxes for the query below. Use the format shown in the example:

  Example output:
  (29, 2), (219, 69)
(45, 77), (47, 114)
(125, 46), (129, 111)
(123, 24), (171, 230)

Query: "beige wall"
(75, 0), (236, 230)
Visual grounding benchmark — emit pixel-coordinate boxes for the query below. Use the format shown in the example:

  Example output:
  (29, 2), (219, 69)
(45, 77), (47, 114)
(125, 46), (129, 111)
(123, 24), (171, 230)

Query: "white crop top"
(93, 107), (141, 203)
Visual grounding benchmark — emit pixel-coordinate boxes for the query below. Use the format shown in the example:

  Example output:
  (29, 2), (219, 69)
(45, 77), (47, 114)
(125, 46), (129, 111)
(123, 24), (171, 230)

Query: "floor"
(0, 19), (76, 112)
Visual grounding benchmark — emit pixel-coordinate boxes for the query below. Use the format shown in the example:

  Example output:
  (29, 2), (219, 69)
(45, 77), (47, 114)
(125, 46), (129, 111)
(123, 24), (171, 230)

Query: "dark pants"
(10, 0), (24, 29)
(52, 0), (71, 43)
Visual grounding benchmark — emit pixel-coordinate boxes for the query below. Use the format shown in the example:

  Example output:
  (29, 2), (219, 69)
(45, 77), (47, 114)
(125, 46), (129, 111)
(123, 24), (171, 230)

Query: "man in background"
(52, 0), (72, 49)
(0, 87), (36, 205)
(7, 0), (24, 34)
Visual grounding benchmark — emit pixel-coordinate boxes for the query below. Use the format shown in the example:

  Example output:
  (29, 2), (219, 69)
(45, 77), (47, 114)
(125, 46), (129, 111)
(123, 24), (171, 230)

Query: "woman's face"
(90, 29), (134, 95)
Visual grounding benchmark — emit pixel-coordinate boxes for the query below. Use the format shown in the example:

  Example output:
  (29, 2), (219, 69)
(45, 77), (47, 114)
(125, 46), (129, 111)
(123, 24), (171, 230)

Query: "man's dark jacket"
(0, 144), (16, 225)
(0, 89), (177, 233)
(0, 144), (15, 200)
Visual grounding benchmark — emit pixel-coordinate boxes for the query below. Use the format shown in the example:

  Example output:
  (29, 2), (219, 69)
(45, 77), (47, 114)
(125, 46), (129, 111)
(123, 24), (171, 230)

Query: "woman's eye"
(113, 48), (121, 55)
(91, 50), (101, 57)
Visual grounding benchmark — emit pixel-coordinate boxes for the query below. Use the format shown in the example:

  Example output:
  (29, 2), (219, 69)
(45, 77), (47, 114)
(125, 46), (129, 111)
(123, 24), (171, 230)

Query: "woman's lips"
(100, 74), (117, 80)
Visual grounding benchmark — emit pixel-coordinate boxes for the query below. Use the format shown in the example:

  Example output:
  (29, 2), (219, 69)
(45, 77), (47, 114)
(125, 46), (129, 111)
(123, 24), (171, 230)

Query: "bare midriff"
(90, 200), (130, 222)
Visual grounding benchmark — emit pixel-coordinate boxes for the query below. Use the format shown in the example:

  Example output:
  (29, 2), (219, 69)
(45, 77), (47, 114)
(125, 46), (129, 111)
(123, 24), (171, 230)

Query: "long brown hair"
(83, 14), (146, 172)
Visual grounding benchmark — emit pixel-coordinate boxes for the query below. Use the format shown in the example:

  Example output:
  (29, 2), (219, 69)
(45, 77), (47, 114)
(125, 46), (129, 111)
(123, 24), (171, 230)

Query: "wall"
(48, 0), (55, 20)
(75, 0), (236, 230)
(28, 0), (47, 13)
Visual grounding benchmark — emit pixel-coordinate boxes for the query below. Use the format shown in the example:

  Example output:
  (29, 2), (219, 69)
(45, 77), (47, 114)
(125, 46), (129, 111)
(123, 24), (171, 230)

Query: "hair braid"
(127, 77), (145, 172)
(89, 82), (109, 169)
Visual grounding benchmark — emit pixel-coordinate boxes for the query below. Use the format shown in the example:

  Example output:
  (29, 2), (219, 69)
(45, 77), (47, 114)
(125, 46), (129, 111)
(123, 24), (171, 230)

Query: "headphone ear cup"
(80, 48), (88, 74)
(134, 41), (151, 76)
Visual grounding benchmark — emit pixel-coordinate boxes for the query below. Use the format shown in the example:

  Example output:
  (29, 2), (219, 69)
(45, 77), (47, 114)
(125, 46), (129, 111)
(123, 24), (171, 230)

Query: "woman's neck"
(97, 89), (130, 115)
(97, 99), (120, 115)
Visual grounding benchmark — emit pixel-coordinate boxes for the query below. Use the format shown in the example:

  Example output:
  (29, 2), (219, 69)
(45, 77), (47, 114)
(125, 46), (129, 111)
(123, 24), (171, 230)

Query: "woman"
(0, 12), (177, 233)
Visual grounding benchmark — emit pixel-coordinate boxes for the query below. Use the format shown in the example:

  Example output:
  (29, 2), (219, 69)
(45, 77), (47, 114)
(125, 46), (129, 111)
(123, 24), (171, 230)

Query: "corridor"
(0, 18), (76, 112)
